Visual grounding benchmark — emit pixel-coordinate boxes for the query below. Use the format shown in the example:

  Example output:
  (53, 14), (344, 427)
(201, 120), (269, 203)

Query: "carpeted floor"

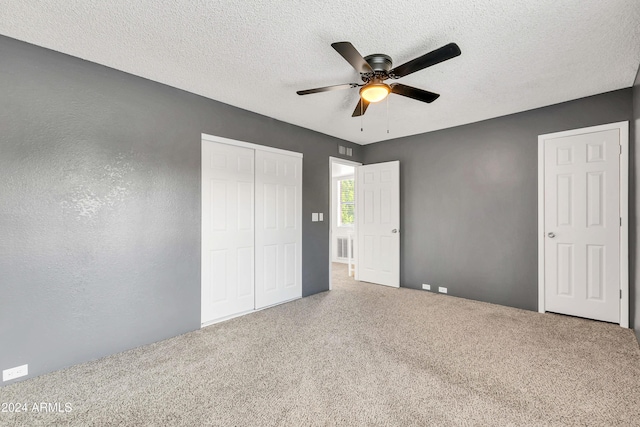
(2, 263), (640, 426)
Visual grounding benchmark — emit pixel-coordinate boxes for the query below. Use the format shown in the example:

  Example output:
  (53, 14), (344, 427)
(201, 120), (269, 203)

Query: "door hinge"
(620, 289), (622, 299)
(620, 217), (622, 227)
(620, 145), (622, 155)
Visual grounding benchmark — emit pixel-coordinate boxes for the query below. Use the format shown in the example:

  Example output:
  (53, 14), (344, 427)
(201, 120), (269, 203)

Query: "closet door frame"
(201, 133), (303, 327)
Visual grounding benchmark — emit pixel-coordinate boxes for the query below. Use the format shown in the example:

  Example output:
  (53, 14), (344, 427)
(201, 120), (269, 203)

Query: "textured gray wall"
(0, 36), (361, 384)
(633, 66), (640, 342)
(364, 89), (633, 313)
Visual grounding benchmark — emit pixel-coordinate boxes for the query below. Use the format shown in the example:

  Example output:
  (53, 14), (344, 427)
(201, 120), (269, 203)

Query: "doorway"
(329, 157), (361, 290)
(537, 121), (629, 327)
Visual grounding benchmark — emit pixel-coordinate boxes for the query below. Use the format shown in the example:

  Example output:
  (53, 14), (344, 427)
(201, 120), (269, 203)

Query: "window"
(338, 178), (355, 226)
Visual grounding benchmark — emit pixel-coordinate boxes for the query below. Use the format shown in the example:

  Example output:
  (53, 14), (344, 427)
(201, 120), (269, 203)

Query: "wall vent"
(337, 237), (349, 258)
(338, 146), (353, 157)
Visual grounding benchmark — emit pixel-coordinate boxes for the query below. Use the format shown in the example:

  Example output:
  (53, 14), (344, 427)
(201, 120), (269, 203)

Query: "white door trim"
(329, 157), (362, 290)
(537, 121), (629, 328)
(202, 133), (303, 158)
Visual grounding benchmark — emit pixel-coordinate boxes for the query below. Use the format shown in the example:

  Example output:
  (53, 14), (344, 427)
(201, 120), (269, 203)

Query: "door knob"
(391, 229), (399, 233)
(547, 232), (555, 238)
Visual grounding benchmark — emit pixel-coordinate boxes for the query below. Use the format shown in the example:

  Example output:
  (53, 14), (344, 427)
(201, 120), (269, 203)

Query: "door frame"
(202, 133), (303, 158)
(329, 157), (362, 290)
(537, 121), (629, 328)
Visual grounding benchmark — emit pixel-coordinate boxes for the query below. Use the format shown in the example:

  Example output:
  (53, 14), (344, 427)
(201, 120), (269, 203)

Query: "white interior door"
(543, 129), (620, 323)
(255, 150), (302, 309)
(356, 161), (400, 287)
(201, 141), (255, 324)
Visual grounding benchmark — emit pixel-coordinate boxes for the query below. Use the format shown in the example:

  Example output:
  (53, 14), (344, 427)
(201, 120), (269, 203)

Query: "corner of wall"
(632, 61), (640, 337)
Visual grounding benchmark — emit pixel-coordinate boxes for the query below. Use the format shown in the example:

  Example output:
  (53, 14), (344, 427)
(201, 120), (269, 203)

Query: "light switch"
(312, 213), (318, 222)
(319, 213), (323, 221)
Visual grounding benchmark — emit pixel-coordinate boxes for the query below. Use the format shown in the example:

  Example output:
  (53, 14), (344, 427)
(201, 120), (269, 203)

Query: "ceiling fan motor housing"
(363, 54), (393, 82)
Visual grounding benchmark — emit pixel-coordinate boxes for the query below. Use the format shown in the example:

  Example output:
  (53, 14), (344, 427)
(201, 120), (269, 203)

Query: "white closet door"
(255, 150), (302, 309)
(201, 141), (255, 324)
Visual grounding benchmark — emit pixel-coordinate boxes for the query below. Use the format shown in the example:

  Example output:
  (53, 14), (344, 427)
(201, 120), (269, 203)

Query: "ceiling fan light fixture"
(360, 83), (391, 103)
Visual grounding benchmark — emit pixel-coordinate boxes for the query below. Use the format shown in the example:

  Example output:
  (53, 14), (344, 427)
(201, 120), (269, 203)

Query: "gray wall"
(633, 65), (640, 342)
(0, 36), (361, 384)
(364, 89), (633, 313)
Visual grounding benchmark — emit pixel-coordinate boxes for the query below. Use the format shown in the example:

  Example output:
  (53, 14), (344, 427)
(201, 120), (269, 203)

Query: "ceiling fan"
(297, 41), (461, 117)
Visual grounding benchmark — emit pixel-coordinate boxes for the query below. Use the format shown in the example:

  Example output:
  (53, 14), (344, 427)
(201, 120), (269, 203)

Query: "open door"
(356, 161), (400, 287)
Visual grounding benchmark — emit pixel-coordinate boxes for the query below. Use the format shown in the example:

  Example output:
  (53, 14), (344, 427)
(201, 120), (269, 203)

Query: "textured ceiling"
(1, 1), (640, 145)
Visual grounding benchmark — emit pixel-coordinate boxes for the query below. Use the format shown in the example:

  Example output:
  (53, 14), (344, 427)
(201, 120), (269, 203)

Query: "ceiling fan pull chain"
(361, 101), (363, 132)
(386, 96), (390, 134)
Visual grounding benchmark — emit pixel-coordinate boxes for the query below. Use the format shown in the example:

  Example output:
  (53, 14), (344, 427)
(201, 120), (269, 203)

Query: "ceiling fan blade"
(390, 43), (461, 78)
(331, 42), (374, 74)
(352, 98), (370, 117)
(391, 84), (440, 103)
(297, 83), (359, 95)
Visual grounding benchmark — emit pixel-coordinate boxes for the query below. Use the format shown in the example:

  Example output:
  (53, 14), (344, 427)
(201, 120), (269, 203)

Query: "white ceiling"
(1, 1), (639, 145)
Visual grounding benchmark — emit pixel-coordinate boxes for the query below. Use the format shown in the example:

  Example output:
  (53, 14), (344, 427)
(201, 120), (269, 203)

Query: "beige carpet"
(2, 263), (640, 426)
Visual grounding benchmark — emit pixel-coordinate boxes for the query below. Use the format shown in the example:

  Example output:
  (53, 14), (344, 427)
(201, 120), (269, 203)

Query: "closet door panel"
(255, 151), (302, 309)
(201, 141), (255, 324)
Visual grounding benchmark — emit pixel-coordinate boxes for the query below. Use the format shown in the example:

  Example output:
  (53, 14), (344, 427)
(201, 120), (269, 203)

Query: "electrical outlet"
(422, 284), (431, 290)
(3, 364), (28, 382)
(438, 286), (448, 294)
